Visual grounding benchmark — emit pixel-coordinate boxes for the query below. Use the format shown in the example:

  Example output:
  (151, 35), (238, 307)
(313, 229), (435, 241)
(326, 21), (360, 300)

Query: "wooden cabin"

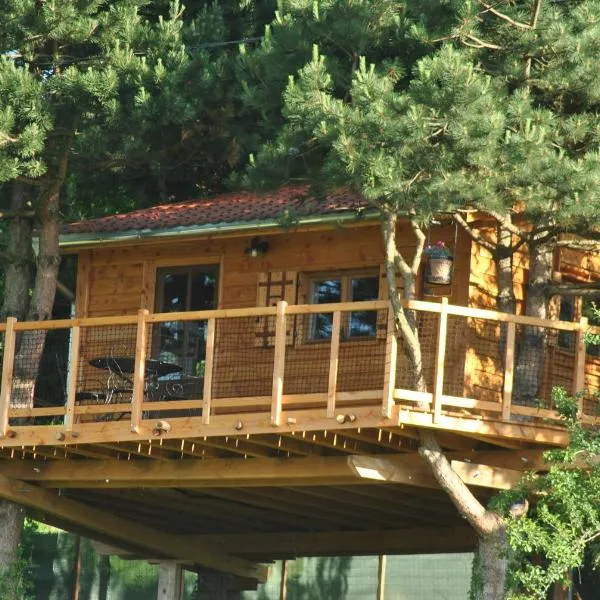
(0, 186), (598, 592)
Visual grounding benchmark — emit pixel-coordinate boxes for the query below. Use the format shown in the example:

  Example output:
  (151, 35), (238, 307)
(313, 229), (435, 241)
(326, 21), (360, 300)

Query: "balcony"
(0, 299), (598, 451)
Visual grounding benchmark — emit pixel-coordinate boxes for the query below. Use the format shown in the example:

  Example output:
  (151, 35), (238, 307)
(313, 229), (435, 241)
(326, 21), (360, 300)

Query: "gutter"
(59, 210), (380, 248)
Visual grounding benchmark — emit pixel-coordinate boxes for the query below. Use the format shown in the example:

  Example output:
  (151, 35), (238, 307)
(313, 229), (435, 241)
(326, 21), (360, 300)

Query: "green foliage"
(490, 378), (600, 599)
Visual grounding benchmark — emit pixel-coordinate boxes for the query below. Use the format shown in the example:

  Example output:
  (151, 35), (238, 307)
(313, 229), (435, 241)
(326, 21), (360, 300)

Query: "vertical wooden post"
(327, 311), (342, 418)
(0, 317), (17, 437)
(72, 534), (82, 600)
(64, 325), (81, 432)
(573, 316), (588, 415)
(202, 318), (216, 425)
(131, 309), (149, 433)
(382, 308), (397, 418)
(157, 562), (183, 600)
(279, 559), (288, 600)
(432, 297), (449, 423)
(377, 554), (387, 600)
(271, 301), (287, 426)
(502, 321), (517, 421)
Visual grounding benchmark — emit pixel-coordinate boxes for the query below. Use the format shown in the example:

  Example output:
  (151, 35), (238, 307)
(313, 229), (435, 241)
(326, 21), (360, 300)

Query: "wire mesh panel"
(212, 316), (274, 399)
(395, 310), (439, 392)
(76, 324), (137, 419)
(460, 317), (504, 405)
(443, 315), (469, 398)
(12, 328), (69, 409)
(514, 324), (556, 408)
(583, 351), (600, 418)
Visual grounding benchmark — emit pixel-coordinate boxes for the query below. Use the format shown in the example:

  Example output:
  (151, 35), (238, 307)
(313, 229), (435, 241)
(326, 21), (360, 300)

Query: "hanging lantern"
(424, 241), (454, 285)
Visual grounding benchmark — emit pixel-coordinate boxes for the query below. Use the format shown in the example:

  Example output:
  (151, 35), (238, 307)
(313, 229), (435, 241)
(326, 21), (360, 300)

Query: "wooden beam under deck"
(0, 474), (267, 581)
(188, 526), (478, 558)
(0, 450), (547, 490)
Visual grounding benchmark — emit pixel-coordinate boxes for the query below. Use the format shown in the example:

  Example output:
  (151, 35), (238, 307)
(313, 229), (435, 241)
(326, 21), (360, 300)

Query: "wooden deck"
(0, 299), (597, 452)
(0, 299), (598, 582)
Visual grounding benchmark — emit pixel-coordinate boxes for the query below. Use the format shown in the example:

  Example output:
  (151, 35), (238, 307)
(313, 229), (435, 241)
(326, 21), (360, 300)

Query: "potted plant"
(424, 241), (453, 285)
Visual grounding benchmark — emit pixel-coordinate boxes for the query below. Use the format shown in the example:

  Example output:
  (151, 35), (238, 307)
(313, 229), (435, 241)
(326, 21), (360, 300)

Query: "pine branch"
(525, 0), (543, 79)
(482, 210), (527, 239)
(554, 239), (600, 251)
(479, 2), (532, 29)
(410, 217), (426, 275)
(465, 34), (503, 50)
(0, 210), (36, 219)
(454, 212), (496, 253)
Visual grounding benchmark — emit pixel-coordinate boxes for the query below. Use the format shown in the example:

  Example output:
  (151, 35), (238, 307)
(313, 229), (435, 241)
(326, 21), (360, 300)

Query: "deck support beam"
(0, 473), (267, 582)
(0, 450), (546, 490)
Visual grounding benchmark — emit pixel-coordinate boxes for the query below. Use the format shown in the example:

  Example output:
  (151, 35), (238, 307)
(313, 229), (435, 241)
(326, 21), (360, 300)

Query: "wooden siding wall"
(73, 223), (471, 401)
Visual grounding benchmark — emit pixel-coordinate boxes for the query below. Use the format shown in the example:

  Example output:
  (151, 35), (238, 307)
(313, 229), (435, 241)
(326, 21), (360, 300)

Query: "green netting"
(243, 554), (473, 600)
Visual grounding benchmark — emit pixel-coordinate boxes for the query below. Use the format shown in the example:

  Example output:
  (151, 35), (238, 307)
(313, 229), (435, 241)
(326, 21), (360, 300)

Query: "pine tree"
(245, 2), (600, 598)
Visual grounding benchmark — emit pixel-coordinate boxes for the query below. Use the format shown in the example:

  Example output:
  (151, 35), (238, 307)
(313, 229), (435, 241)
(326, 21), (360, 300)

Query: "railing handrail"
(0, 298), (591, 333)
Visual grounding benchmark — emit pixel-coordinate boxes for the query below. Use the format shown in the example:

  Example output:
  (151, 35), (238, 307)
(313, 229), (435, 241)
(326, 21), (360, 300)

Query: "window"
(154, 265), (218, 374)
(308, 271), (379, 341)
(558, 296), (600, 357)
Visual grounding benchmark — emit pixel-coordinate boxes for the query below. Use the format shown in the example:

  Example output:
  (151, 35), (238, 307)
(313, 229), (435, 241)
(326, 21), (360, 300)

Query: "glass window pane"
(190, 270), (217, 311)
(349, 276), (378, 337)
(311, 279), (341, 340)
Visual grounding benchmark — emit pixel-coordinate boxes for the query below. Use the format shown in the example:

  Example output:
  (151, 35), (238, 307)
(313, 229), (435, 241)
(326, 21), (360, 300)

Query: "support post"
(377, 554), (387, 600)
(64, 325), (81, 431)
(502, 321), (516, 421)
(382, 308), (397, 418)
(0, 317), (17, 437)
(573, 316), (588, 415)
(131, 309), (149, 433)
(432, 297), (449, 423)
(157, 562), (183, 600)
(271, 301), (287, 426)
(327, 311), (341, 418)
(279, 559), (288, 600)
(202, 318), (216, 425)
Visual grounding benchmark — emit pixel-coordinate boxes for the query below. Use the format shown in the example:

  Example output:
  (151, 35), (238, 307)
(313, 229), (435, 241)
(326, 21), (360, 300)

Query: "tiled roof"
(64, 186), (369, 234)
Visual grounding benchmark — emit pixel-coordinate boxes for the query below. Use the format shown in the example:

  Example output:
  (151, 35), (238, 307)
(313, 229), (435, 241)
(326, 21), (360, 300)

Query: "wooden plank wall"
(70, 223), (472, 401)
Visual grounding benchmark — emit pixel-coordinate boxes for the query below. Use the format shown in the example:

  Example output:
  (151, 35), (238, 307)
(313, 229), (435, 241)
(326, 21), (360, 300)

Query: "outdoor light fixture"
(245, 237), (270, 258)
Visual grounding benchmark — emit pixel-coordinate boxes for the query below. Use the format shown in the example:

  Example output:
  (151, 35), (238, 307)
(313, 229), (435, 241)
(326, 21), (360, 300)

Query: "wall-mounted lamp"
(245, 237), (270, 258)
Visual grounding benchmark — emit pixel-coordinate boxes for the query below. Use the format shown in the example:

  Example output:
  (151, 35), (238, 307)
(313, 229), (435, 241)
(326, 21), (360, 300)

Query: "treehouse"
(0, 186), (598, 591)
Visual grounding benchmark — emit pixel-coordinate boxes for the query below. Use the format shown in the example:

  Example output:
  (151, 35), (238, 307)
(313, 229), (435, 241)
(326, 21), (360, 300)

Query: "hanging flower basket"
(424, 242), (454, 285)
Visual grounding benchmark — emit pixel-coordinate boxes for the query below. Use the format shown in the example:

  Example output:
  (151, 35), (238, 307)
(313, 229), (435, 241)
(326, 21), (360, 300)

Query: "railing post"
(502, 321), (516, 421)
(0, 317), (17, 437)
(202, 318), (216, 425)
(382, 307), (397, 418)
(271, 301), (287, 426)
(574, 316), (588, 415)
(64, 325), (81, 431)
(432, 297), (449, 423)
(327, 311), (342, 418)
(131, 309), (149, 433)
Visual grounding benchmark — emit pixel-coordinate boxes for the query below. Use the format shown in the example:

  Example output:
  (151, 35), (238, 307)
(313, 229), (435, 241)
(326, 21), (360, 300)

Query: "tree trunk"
(0, 501), (25, 600)
(471, 529), (510, 600)
(514, 241), (554, 406)
(381, 212), (510, 598)
(13, 183), (62, 407)
(495, 224), (517, 315)
(0, 181), (31, 599)
(0, 181), (34, 321)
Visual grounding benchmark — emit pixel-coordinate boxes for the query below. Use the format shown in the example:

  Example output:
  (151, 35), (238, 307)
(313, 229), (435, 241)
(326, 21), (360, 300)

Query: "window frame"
(302, 268), (381, 343)
(556, 294), (600, 358)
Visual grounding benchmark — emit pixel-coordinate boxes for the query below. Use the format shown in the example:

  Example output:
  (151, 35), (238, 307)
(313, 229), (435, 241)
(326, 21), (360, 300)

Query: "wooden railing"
(0, 299), (598, 445)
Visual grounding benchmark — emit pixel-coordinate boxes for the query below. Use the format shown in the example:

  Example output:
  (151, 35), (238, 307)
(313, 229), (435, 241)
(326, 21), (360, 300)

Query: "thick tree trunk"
(13, 183), (62, 407)
(0, 501), (25, 600)
(514, 241), (553, 406)
(496, 225), (517, 315)
(472, 529), (510, 600)
(0, 181), (31, 600)
(0, 181), (34, 321)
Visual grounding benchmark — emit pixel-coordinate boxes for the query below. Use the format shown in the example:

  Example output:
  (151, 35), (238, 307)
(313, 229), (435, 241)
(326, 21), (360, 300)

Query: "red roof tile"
(64, 186), (369, 235)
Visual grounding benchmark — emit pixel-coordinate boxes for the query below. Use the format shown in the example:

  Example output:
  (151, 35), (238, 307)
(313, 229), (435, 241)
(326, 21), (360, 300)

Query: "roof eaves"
(58, 211), (380, 248)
